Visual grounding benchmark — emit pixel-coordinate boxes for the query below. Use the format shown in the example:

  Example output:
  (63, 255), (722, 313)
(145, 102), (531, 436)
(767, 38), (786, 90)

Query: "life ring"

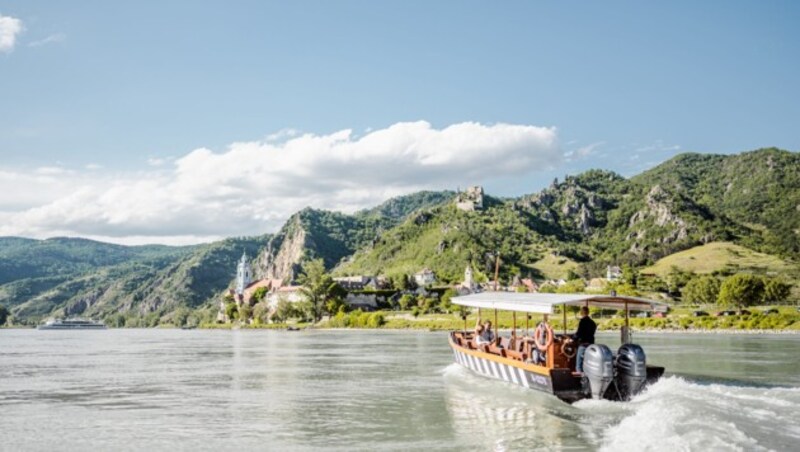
(534, 323), (553, 352)
(561, 340), (577, 358)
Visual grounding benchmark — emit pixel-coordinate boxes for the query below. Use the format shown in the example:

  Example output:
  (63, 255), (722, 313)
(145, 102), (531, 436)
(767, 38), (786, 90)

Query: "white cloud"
(0, 121), (560, 245)
(28, 33), (66, 48)
(147, 157), (168, 167)
(0, 14), (23, 53)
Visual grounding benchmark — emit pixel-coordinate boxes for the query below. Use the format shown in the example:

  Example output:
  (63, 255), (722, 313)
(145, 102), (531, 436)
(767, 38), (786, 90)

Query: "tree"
(763, 277), (791, 304)
(538, 284), (557, 293)
(398, 294), (414, 310)
(238, 304), (252, 323)
(0, 304), (9, 326)
(682, 276), (721, 305)
(251, 287), (268, 303)
(225, 302), (238, 321)
(439, 289), (457, 313)
(253, 301), (271, 324)
(717, 274), (765, 312)
(172, 307), (191, 327)
(666, 266), (693, 296)
(622, 264), (638, 287)
(556, 279), (585, 294)
(297, 259), (343, 322)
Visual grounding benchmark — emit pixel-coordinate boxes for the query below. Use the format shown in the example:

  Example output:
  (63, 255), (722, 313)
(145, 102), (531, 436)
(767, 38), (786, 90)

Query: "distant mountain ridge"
(1, 148), (797, 325)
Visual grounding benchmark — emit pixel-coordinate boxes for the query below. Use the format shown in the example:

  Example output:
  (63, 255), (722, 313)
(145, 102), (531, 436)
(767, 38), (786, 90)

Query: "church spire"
(236, 250), (252, 295)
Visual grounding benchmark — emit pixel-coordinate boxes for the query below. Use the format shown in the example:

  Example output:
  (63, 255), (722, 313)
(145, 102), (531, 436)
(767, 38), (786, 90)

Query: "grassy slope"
(529, 253), (580, 280)
(643, 241), (797, 278)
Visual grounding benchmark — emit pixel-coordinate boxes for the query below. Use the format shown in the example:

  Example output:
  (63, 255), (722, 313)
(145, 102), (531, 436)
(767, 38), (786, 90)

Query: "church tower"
(236, 251), (252, 295)
(463, 264), (475, 291)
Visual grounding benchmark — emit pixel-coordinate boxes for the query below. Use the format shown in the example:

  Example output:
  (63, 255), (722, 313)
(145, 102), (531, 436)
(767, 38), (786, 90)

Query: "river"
(1, 329), (798, 451)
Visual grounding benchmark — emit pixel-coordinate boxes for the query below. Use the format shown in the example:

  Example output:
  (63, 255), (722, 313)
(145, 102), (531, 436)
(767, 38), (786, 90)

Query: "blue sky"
(1, 1), (798, 244)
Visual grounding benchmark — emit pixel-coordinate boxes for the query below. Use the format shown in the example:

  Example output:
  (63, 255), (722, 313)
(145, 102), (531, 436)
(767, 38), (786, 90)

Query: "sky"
(1, 1), (798, 245)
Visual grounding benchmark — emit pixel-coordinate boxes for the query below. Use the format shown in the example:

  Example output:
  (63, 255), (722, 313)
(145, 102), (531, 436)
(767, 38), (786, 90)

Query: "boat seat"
(505, 349), (523, 361)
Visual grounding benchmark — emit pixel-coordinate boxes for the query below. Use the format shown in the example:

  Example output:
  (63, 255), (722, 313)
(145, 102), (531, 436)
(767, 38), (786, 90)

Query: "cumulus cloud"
(0, 121), (560, 245)
(0, 14), (23, 53)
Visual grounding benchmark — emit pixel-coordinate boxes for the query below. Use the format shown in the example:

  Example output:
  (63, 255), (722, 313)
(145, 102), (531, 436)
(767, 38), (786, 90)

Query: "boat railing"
(451, 330), (575, 370)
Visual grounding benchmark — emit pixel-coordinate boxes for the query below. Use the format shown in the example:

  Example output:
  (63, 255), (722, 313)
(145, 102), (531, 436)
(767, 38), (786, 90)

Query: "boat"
(37, 318), (107, 330)
(449, 292), (666, 403)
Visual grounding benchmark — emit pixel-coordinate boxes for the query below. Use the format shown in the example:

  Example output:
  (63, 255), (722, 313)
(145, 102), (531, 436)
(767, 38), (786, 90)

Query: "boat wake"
(443, 363), (800, 450)
(576, 376), (800, 451)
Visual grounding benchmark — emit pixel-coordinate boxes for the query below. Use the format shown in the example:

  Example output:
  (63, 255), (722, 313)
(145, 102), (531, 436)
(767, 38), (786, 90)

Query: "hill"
(2, 147), (798, 325)
(1, 236), (267, 325)
(642, 242), (797, 279)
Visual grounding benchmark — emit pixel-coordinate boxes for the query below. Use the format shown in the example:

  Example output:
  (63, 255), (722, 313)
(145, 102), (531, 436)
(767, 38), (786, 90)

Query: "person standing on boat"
(571, 306), (597, 373)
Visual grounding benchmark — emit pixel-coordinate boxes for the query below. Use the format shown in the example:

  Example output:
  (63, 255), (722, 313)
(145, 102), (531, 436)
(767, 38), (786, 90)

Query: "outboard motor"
(615, 344), (647, 400)
(582, 344), (614, 399)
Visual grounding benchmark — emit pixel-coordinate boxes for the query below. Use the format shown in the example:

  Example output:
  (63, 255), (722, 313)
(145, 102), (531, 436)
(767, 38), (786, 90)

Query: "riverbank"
(197, 309), (800, 334)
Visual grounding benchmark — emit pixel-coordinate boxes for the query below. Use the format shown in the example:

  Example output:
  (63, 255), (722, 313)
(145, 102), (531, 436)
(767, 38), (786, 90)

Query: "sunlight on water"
(0, 329), (798, 451)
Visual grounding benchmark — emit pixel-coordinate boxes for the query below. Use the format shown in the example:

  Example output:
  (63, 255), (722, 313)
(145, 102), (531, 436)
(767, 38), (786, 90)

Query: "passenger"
(571, 306), (597, 373)
(473, 323), (487, 345)
(481, 320), (496, 345)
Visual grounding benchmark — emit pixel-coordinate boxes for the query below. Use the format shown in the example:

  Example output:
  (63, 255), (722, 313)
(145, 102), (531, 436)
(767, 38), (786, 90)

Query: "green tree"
(253, 301), (271, 324)
(238, 304), (252, 322)
(251, 287), (268, 303)
(622, 264), (638, 287)
(763, 277), (791, 304)
(439, 288), (457, 313)
(171, 307), (191, 327)
(297, 259), (343, 322)
(718, 274), (765, 312)
(666, 266), (693, 296)
(538, 284), (557, 293)
(557, 279), (585, 293)
(325, 297), (348, 316)
(398, 294), (414, 310)
(682, 276), (721, 305)
(225, 302), (238, 321)
(0, 304), (9, 326)
(107, 313), (126, 328)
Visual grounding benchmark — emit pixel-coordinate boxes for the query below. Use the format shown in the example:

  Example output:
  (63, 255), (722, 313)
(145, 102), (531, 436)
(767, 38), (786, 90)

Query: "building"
(606, 265), (622, 281)
(414, 268), (436, 287)
(455, 186), (484, 212)
(460, 264), (476, 292)
(235, 251), (252, 295)
(521, 278), (539, 292)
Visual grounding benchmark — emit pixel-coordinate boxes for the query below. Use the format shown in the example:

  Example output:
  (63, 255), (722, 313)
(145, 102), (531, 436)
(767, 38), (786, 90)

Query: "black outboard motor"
(615, 344), (647, 400)
(582, 344), (614, 399)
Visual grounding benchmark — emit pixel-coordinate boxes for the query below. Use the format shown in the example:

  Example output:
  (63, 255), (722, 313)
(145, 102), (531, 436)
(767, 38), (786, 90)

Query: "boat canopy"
(451, 292), (669, 314)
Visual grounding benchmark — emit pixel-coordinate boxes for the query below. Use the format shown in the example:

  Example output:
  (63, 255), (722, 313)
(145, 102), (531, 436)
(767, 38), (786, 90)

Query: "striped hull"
(451, 347), (553, 392)
(448, 335), (585, 403)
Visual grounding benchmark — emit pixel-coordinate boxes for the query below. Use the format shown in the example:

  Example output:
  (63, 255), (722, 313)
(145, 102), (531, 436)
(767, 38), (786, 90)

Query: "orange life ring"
(534, 323), (553, 352)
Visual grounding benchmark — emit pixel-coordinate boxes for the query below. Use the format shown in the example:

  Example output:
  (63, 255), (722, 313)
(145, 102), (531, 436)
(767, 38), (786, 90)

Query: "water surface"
(1, 330), (798, 451)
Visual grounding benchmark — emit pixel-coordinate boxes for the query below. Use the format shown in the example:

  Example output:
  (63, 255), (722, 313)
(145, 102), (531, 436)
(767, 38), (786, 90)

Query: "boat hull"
(449, 335), (584, 403)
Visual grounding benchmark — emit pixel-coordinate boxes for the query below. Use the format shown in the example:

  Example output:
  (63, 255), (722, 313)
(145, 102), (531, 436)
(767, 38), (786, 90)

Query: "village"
(216, 249), (629, 324)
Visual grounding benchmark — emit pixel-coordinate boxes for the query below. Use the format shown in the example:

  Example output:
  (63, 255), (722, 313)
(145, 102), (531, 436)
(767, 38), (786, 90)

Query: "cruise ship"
(37, 318), (107, 330)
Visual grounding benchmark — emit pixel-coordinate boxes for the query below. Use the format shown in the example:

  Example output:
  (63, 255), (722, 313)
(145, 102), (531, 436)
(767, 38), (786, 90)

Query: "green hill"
(642, 242), (797, 278)
(2, 147), (799, 325)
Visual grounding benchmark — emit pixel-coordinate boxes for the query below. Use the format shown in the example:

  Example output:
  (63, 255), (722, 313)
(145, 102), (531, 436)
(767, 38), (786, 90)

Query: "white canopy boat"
(449, 292), (667, 403)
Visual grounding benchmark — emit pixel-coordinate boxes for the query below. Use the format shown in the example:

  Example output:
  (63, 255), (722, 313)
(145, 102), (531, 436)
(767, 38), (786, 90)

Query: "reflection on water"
(0, 329), (798, 451)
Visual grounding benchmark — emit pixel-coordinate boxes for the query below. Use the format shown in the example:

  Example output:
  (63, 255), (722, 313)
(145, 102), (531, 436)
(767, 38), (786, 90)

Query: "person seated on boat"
(570, 306), (597, 373)
(475, 320), (496, 346)
(473, 323), (487, 345)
